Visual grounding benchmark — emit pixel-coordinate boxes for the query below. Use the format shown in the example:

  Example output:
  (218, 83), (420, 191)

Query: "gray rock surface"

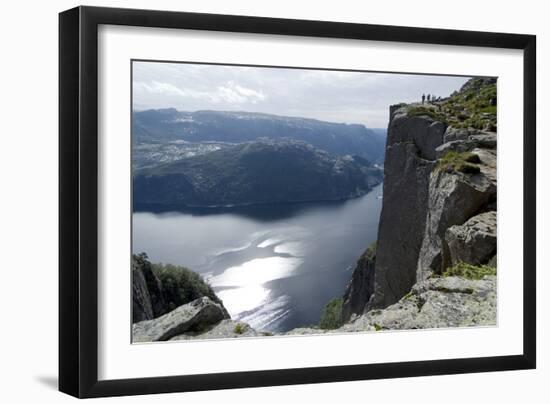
(435, 132), (497, 159)
(132, 263), (154, 322)
(367, 106), (444, 310)
(170, 319), (262, 340)
(132, 255), (165, 322)
(284, 327), (330, 336)
(435, 140), (473, 158)
(443, 127), (472, 142)
(416, 151), (496, 280)
(388, 109), (446, 160)
(444, 211), (497, 267)
(469, 132), (497, 149)
(132, 297), (228, 342)
(340, 276), (496, 331)
(342, 243), (376, 321)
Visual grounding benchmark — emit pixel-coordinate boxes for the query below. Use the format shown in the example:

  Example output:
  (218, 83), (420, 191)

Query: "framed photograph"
(59, 6), (536, 398)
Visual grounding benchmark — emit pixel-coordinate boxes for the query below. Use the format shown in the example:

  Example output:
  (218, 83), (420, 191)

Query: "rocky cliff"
(341, 77), (498, 328)
(341, 242), (376, 322)
(132, 253), (168, 322)
(132, 253), (230, 323)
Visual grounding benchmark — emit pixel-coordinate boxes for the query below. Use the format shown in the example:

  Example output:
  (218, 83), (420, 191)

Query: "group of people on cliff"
(421, 94), (442, 104)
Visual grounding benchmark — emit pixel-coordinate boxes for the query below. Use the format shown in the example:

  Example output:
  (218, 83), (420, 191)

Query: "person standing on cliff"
(427, 94), (431, 103)
(422, 94), (425, 104)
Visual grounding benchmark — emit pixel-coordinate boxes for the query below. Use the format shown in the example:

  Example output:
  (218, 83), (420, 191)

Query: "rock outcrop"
(340, 275), (496, 331)
(132, 253), (230, 322)
(133, 297), (229, 342)
(341, 77), (497, 329)
(132, 253), (166, 322)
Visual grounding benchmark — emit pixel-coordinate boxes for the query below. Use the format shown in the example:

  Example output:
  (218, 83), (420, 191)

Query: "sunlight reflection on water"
(215, 285), (270, 317)
(208, 256), (302, 328)
(209, 256), (303, 288)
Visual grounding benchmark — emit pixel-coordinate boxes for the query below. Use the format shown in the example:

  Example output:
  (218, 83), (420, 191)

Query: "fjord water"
(133, 183), (382, 332)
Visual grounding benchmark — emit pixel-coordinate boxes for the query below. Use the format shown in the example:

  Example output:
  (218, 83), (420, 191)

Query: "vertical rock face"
(132, 262), (154, 322)
(342, 243), (376, 321)
(132, 254), (166, 322)
(367, 107), (445, 309)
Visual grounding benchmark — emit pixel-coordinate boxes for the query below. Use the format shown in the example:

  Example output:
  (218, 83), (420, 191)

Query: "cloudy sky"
(133, 61), (470, 128)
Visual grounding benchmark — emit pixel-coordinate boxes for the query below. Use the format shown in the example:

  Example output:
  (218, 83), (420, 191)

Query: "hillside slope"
(133, 109), (387, 163)
(133, 138), (383, 208)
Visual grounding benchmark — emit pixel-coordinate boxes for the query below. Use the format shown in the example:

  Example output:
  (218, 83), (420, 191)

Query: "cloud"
(134, 79), (266, 105)
(214, 81), (267, 104)
(134, 81), (188, 97)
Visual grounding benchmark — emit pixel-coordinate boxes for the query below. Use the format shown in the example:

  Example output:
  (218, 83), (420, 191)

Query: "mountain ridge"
(133, 108), (387, 164)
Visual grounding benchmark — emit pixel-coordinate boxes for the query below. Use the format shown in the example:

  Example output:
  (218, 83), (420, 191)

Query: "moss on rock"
(442, 261), (497, 280)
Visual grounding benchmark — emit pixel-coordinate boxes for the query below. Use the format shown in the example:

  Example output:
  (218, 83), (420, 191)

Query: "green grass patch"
(319, 298), (344, 330)
(443, 262), (497, 280)
(479, 105), (497, 114)
(373, 323), (382, 331)
(407, 106), (448, 123)
(438, 79), (497, 131)
(233, 323), (246, 334)
(437, 151), (481, 174)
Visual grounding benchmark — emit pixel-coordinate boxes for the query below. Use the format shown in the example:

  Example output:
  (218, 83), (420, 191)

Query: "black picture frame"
(59, 5), (536, 398)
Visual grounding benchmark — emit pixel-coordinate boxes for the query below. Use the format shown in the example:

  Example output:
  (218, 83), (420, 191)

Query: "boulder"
(435, 140), (474, 158)
(444, 211), (497, 267)
(443, 127), (472, 143)
(469, 132), (497, 149)
(132, 297), (228, 342)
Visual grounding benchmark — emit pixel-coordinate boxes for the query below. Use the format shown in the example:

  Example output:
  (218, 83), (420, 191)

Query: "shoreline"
(133, 181), (383, 214)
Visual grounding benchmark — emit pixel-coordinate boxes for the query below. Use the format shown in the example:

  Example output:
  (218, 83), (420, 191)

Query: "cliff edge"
(341, 77), (497, 328)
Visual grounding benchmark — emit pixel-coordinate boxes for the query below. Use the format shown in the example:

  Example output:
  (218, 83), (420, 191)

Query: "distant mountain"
(133, 109), (387, 163)
(133, 139), (383, 208)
